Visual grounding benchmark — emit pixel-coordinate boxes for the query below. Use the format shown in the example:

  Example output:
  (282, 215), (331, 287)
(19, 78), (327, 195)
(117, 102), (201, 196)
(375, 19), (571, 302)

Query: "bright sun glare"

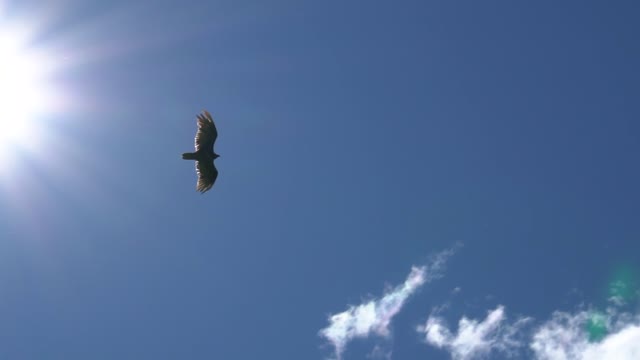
(0, 19), (55, 157)
(0, 10), (63, 173)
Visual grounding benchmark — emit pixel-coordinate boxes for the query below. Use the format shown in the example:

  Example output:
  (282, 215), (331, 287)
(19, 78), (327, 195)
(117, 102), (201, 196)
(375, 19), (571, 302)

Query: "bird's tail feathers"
(182, 152), (197, 160)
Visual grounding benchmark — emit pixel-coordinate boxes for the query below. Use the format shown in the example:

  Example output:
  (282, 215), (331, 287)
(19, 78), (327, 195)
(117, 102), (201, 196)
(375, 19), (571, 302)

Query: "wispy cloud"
(367, 345), (392, 360)
(319, 246), (458, 359)
(418, 305), (530, 360)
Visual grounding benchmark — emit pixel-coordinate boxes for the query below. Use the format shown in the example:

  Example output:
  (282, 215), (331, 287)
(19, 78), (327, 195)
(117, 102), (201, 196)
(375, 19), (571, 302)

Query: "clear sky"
(0, 1), (639, 359)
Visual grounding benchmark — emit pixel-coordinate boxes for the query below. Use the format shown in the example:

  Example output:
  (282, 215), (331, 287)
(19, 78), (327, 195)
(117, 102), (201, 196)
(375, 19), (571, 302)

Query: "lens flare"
(608, 265), (639, 305)
(585, 311), (608, 342)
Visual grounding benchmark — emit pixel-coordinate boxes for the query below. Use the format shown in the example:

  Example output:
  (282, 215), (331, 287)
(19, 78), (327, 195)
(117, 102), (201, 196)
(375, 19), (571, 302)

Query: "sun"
(0, 31), (47, 145)
(0, 16), (59, 167)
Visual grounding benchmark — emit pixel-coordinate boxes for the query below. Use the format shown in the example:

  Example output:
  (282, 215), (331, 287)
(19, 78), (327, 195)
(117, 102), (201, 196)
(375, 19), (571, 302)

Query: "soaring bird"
(182, 110), (220, 193)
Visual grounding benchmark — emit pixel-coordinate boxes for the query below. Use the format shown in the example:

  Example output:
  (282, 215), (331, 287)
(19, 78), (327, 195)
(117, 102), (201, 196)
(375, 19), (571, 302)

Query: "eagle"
(182, 110), (220, 193)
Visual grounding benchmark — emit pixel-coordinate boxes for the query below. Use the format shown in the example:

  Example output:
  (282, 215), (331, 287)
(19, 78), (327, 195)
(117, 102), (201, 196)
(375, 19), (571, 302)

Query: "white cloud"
(529, 310), (591, 360)
(582, 325), (640, 360)
(319, 247), (458, 360)
(531, 309), (640, 360)
(418, 305), (530, 360)
(421, 305), (640, 360)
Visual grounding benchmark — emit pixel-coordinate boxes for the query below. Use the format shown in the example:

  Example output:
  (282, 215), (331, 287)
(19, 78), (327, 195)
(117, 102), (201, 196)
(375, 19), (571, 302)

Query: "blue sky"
(0, 0), (639, 359)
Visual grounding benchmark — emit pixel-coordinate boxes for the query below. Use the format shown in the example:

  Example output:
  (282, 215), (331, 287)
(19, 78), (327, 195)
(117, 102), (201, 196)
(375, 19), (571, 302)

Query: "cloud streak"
(319, 247), (458, 359)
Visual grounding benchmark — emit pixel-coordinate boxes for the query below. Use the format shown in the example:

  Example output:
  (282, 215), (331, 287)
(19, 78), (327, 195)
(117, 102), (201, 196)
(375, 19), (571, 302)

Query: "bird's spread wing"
(196, 159), (218, 193)
(194, 110), (218, 152)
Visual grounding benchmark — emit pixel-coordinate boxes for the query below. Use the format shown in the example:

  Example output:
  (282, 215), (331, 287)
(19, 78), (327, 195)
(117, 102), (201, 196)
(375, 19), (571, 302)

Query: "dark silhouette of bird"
(182, 110), (219, 193)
